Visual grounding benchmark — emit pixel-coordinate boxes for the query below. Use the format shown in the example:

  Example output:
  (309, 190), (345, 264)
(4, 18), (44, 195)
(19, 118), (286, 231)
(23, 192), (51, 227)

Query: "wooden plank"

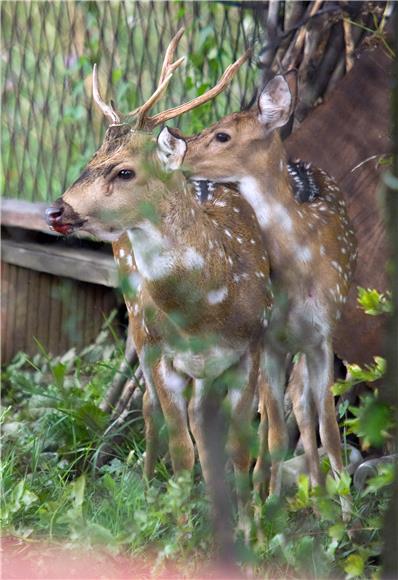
(14, 265), (29, 354)
(2, 239), (118, 288)
(4, 263), (17, 362)
(57, 278), (68, 354)
(0, 199), (50, 233)
(1, 262), (9, 362)
(26, 268), (40, 357)
(1, 198), (103, 242)
(36, 272), (50, 355)
(1, 260), (119, 363)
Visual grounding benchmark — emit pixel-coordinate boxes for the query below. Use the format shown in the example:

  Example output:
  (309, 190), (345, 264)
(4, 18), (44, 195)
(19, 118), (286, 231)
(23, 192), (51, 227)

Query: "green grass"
(1, 324), (393, 577)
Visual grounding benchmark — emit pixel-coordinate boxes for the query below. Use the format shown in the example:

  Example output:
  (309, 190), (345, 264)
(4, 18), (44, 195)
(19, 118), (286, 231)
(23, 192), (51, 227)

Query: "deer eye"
(215, 132), (231, 143)
(117, 169), (135, 180)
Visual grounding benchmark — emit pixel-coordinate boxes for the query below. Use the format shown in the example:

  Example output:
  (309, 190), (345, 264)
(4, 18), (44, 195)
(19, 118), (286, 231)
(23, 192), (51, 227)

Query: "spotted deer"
(160, 70), (357, 517)
(45, 31), (272, 557)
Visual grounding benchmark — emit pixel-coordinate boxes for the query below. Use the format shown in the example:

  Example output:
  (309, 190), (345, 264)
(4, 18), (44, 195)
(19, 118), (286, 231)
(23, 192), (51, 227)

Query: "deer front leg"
(153, 357), (194, 474)
(142, 387), (161, 479)
(253, 372), (270, 499)
(227, 348), (260, 542)
(289, 355), (322, 488)
(306, 339), (352, 520)
(189, 378), (236, 566)
(261, 346), (289, 497)
(137, 347), (163, 480)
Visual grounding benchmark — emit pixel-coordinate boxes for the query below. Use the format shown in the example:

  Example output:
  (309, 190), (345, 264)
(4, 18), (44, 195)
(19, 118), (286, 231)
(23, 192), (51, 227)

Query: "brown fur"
(47, 127), (273, 546)
(180, 94), (356, 517)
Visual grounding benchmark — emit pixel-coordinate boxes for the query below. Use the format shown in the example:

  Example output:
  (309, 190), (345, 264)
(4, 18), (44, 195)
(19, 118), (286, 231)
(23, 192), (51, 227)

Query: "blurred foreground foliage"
(1, 291), (395, 577)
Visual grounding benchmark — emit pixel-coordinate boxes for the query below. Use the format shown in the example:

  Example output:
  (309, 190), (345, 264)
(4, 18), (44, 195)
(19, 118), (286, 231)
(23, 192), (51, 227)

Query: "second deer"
(160, 70), (357, 518)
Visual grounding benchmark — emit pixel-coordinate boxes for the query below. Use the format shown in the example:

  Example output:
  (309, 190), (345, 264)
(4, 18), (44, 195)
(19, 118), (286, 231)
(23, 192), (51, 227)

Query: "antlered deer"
(160, 70), (357, 518)
(45, 30), (272, 559)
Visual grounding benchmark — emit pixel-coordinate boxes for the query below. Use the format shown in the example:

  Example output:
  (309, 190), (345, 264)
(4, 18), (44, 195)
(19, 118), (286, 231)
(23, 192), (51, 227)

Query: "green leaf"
(328, 522), (345, 541)
(338, 399), (350, 418)
(325, 473), (338, 496)
(9, 480), (39, 513)
(357, 287), (392, 316)
(51, 362), (66, 387)
(70, 474), (86, 509)
(347, 396), (394, 448)
(102, 473), (117, 493)
(344, 553), (365, 578)
(361, 400), (393, 446)
(365, 464), (395, 494)
(288, 474), (311, 511)
(332, 357), (386, 397)
(335, 471), (351, 496)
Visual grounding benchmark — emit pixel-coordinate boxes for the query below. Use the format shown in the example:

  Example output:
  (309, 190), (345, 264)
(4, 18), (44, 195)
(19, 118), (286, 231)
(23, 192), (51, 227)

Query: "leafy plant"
(1, 287), (395, 576)
(357, 287), (392, 316)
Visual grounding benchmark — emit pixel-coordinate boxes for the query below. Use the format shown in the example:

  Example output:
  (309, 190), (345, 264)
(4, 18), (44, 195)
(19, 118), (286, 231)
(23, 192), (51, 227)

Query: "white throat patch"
(128, 221), (174, 281)
(239, 176), (293, 232)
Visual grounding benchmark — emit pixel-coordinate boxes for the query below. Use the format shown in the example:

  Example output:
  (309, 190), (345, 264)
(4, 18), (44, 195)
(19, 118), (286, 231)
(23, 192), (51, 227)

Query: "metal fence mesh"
(1, 1), (264, 203)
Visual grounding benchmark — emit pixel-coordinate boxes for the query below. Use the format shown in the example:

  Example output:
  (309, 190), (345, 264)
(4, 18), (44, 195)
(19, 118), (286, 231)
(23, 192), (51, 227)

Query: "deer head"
(158, 70), (298, 183)
(45, 29), (250, 240)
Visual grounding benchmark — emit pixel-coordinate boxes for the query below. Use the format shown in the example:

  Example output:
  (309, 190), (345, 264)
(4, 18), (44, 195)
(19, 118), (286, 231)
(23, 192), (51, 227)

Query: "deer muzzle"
(45, 199), (86, 235)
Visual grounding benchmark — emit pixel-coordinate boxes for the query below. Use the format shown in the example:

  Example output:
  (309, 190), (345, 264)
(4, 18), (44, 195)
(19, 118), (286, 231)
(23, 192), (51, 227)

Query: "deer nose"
(45, 205), (64, 224)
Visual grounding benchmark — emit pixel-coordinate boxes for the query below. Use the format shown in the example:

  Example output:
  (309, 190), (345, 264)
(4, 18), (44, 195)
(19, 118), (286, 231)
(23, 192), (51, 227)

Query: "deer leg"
(262, 347), (289, 497)
(137, 348), (163, 480)
(227, 349), (259, 542)
(306, 340), (352, 520)
(142, 387), (161, 479)
(253, 372), (270, 499)
(289, 355), (322, 488)
(189, 378), (236, 566)
(153, 357), (194, 474)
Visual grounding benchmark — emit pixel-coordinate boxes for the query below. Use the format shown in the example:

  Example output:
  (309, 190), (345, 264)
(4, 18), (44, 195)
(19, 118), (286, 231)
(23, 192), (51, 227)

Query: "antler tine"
(146, 48), (252, 130)
(158, 27), (185, 85)
(92, 64), (121, 125)
(133, 27), (186, 128)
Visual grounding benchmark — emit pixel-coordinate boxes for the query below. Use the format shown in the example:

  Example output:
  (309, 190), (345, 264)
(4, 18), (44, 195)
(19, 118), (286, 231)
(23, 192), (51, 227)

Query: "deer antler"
(133, 27), (186, 129)
(92, 64), (121, 125)
(143, 48), (252, 130)
(92, 27), (251, 131)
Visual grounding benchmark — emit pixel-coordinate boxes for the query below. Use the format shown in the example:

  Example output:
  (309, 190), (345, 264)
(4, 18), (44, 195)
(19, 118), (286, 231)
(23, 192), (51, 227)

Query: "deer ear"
(258, 72), (296, 130)
(157, 127), (187, 171)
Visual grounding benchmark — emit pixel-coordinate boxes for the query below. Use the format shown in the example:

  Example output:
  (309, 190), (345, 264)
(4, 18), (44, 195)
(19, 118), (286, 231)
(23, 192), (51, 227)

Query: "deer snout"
(45, 203), (64, 223)
(45, 199), (85, 235)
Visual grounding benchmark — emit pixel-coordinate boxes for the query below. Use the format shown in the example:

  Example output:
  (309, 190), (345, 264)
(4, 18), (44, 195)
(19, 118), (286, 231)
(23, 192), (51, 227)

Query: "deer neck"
(127, 177), (226, 314)
(238, 148), (309, 290)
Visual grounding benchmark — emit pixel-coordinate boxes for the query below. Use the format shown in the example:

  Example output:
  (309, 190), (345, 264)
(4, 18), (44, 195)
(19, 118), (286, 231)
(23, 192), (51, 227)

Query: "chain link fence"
(1, 1), (265, 203)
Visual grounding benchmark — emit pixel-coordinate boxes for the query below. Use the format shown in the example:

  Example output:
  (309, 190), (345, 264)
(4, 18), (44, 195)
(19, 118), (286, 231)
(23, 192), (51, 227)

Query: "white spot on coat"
(182, 247), (204, 270)
(296, 246), (312, 263)
(207, 286), (228, 305)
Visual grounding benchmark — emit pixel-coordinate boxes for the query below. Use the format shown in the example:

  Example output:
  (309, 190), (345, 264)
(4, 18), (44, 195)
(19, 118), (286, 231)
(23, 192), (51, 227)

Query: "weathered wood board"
(1, 261), (119, 362)
(2, 239), (117, 288)
(1, 204), (121, 363)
